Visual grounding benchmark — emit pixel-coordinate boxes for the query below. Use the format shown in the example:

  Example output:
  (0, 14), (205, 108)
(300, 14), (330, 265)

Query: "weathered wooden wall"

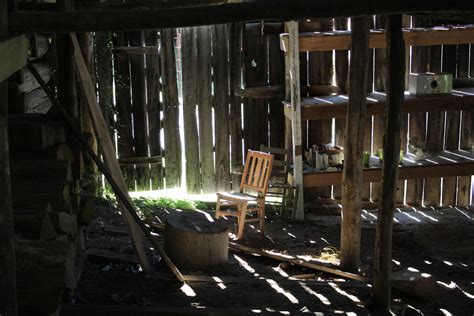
(94, 18), (473, 205)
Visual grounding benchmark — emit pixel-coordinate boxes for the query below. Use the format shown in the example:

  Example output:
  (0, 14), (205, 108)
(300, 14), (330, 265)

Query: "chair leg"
(259, 201), (265, 235)
(236, 203), (247, 240)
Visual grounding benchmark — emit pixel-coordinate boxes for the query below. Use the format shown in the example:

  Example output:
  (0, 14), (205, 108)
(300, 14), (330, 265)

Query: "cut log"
(13, 203), (58, 240)
(50, 212), (77, 236)
(392, 269), (437, 301)
(8, 114), (65, 150)
(164, 211), (229, 270)
(10, 143), (74, 163)
(12, 179), (71, 212)
(11, 159), (72, 182)
(17, 63), (52, 93)
(8, 88), (52, 114)
(16, 239), (69, 315)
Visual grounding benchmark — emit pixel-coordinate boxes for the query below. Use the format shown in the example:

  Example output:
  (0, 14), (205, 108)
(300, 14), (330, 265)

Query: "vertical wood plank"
(334, 17), (349, 200)
(0, 0), (17, 312)
(423, 18), (443, 207)
(182, 27), (201, 194)
(396, 15), (411, 205)
(243, 28), (268, 152)
(458, 43), (474, 204)
(307, 19), (333, 200)
(95, 32), (114, 139)
(129, 31), (150, 191)
(113, 32), (135, 190)
(145, 30), (163, 190)
(213, 24), (232, 192)
(268, 24), (285, 149)
(442, 36), (460, 206)
(406, 16), (428, 206)
(160, 29), (182, 188)
(340, 16), (370, 272)
(197, 26), (215, 193)
(229, 23), (244, 191)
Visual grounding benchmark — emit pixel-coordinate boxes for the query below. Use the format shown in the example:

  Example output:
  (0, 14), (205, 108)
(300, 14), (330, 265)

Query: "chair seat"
(268, 182), (297, 189)
(217, 192), (260, 202)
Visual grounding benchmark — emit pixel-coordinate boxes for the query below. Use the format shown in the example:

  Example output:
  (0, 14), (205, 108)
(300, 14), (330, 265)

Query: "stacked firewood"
(9, 113), (93, 314)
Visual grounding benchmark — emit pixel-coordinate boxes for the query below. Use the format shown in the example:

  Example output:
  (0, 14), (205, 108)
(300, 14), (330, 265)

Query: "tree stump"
(164, 211), (229, 270)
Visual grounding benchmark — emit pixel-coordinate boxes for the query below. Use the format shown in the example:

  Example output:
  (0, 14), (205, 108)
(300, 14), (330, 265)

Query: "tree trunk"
(164, 211), (229, 270)
(340, 16), (370, 272)
(373, 14), (405, 314)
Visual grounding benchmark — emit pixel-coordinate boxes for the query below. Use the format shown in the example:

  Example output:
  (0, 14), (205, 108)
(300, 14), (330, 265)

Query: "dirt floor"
(61, 199), (474, 315)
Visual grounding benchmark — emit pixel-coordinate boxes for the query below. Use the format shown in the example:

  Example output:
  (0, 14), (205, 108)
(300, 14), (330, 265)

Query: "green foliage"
(133, 196), (207, 211)
(134, 196), (208, 221)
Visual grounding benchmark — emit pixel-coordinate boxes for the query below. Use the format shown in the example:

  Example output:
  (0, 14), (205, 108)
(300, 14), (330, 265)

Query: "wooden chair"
(215, 150), (274, 240)
(260, 145), (299, 219)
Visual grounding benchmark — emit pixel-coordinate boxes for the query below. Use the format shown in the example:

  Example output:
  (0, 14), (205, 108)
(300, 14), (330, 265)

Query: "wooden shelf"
(280, 25), (474, 52)
(288, 150), (474, 188)
(283, 87), (474, 121)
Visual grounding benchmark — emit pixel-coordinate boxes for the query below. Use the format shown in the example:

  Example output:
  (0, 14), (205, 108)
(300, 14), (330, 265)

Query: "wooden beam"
(118, 155), (162, 165)
(229, 242), (369, 282)
(283, 87), (474, 120)
(0, 0), (17, 314)
(68, 33), (152, 274)
(373, 14), (405, 313)
(113, 46), (158, 55)
(280, 25), (474, 52)
(8, 1), (474, 33)
(236, 84), (340, 99)
(285, 21), (304, 220)
(0, 35), (28, 82)
(296, 161), (474, 187)
(340, 16), (370, 273)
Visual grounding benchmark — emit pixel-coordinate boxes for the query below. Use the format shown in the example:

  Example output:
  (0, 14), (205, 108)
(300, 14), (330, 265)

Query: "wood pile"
(8, 113), (87, 315)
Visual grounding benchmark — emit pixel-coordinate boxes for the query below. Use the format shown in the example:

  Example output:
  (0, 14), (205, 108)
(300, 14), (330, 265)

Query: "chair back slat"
(260, 145), (291, 184)
(240, 150), (274, 196)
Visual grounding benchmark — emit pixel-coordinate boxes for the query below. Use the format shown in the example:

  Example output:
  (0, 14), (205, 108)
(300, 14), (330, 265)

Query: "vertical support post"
(285, 21), (304, 220)
(373, 14), (405, 313)
(0, 0), (17, 314)
(340, 16), (370, 272)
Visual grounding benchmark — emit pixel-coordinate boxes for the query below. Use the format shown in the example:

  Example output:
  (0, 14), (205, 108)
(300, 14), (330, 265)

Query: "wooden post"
(373, 14), (405, 313)
(286, 21), (304, 220)
(160, 29), (182, 188)
(0, 0), (17, 313)
(182, 27), (201, 194)
(340, 16), (370, 272)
